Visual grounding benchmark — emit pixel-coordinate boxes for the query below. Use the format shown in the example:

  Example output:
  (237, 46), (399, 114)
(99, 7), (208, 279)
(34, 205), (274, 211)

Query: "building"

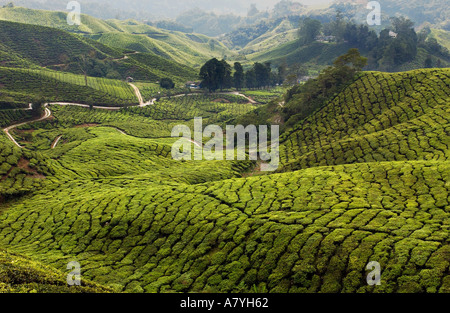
(185, 81), (201, 89)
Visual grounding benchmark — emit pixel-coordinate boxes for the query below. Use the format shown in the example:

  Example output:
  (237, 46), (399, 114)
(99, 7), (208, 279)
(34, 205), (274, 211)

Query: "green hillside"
(250, 40), (352, 68)
(90, 30), (230, 68)
(0, 249), (111, 292)
(250, 38), (450, 72)
(0, 6), (121, 34)
(278, 68), (450, 171)
(430, 29), (450, 51)
(0, 67), (138, 106)
(0, 6), (233, 68)
(0, 19), (197, 83)
(0, 68), (448, 293)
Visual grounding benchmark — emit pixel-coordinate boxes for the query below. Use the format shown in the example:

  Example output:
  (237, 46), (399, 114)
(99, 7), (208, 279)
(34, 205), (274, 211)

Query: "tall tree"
(199, 58), (232, 92)
(253, 62), (271, 89)
(245, 69), (256, 89)
(200, 58), (221, 92)
(298, 18), (322, 45)
(219, 59), (232, 91)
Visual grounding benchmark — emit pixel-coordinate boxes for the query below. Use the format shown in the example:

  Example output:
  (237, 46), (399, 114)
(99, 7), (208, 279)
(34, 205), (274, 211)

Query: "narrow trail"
(170, 91), (258, 104)
(51, 135), (62, 149)
(2, 88), (259, 148)
(128, 83), (155, 107)
(3, 104), (51, 148)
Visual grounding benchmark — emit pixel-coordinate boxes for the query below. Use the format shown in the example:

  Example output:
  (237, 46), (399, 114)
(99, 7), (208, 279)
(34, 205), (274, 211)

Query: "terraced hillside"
(278, 69), (450, 172)
(0, 6), (232, 68)
(0, 249), (111, 292)
(0, 67), (138, 106)
(0, 69), (449, 293)
(0, 19), (197, 83)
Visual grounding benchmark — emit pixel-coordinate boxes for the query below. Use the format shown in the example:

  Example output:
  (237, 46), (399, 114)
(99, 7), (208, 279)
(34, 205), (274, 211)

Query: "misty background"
(0, 0), (334, 19)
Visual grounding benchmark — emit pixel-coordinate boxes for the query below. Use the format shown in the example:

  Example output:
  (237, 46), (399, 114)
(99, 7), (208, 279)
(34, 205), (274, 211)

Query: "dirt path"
(3, 104), (51, 148)
(51, 135), (62, 149)
(2, 89), (259, 148)
(170, 91), (258, 104)
(50, 102), (122, 110)
(128, 83), (155, 107)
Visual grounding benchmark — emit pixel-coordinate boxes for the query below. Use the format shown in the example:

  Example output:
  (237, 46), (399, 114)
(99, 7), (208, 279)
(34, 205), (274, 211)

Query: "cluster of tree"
(200, 59), (287, 92)
(159, 77), (175, 89)
(298, 14), (449, 70)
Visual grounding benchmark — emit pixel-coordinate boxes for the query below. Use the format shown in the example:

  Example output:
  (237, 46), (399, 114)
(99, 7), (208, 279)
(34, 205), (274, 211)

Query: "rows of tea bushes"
(278, 69), (450, 172)
(126, 94), (258, 124)
(134, 82), (191, 102)
(34, 69), (137, 103)
(0, 159), (447, 293)
(0, 133), (51, 198)
(0, 109), (32, 128)
(0, 249), (112, 292)
(0, 67), (137, 106)
(0, 20), (115, 67)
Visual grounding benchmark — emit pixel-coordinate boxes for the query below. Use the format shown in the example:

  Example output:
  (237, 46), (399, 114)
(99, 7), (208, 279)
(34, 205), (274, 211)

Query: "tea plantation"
(0, 69), (448, 293)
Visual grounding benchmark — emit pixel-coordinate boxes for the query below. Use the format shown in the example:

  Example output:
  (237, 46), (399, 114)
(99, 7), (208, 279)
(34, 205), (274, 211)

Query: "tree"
(219, 59), (232, 91)
(75, 51), (96, 86)
(424, 55), (433, 68)
(331, 9), (346, 42)
(253, 62), (271, 89)
(199, 58), (232, 92)
(31, 97), (46, 117)
(283, 49), (367, 128)
(160, 78), (175, 89)
(248, 4), (258, 17)
(277, 63), (288, 85)
(245, 69), (256, 89)
(379, 17), (417, 68)
(333, 48), (368, 71)
(233, 62), (245, 90)
(299, 18), (322, 45)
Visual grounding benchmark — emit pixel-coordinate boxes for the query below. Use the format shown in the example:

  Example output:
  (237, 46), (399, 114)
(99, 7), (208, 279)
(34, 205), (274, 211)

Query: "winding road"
(3, 104), (51, 148)
(2, 86), (259, 149)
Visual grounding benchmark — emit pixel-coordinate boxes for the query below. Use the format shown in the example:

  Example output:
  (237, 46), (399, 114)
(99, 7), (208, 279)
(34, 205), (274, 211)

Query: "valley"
(0, 1), (449, 296)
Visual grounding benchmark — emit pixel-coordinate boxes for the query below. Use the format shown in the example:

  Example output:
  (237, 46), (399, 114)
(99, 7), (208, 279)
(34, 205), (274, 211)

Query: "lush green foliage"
(0, 249), (111, 292)
(0, 68), (448, 293)
(279, 68), (450, 172)
(0, 19), (198, 83)
(0, 67), (137, 106)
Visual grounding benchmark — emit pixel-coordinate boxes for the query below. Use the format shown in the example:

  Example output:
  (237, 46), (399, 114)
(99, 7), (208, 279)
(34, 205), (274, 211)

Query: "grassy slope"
(0, 6), (119, 34)
(0, 67), (138, 106)
(0, 7), (233, 68)
(249, 40), (354, 69)
(239, 19), (299, 56)
(278, 68), (450, 172)
(249, 37), (450, 71)
(0, 249), (111, 292)
(0, 20), (197, 83)
(91, 30), (230, 68)
(430, 29), (450, 51)
(0, 69), (448, 293)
